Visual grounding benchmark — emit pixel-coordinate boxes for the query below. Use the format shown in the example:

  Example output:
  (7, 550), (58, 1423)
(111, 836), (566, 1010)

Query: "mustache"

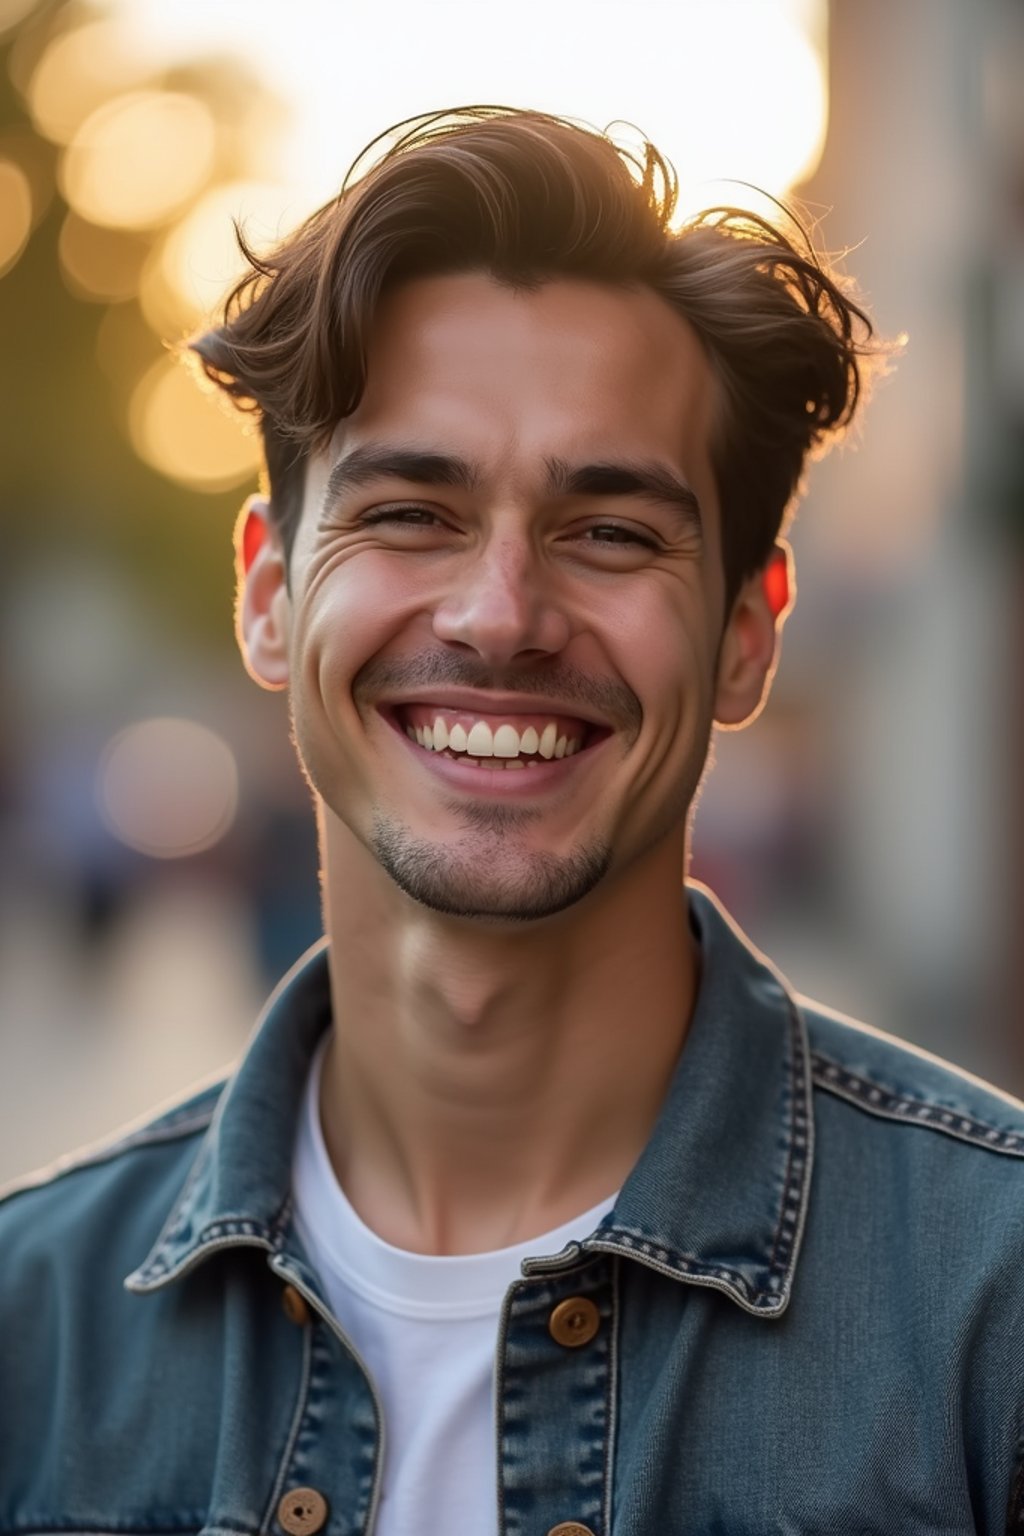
(353, 652), (643, 736)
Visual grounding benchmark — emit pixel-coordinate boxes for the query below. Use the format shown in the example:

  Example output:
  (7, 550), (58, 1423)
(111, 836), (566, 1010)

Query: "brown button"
(281, 1284), (311, 1327)
(277, 1487), (328, 1536)
(547, 1524), (596, 1536)
(548, 1295), (600, 1348)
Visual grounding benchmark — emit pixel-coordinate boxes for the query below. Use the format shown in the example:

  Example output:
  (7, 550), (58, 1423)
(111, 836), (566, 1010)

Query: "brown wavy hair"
(192, 105), (884, 607)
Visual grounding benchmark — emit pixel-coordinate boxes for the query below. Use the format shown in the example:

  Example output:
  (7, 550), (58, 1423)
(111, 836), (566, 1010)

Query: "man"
(2, 106), (1023, 1534)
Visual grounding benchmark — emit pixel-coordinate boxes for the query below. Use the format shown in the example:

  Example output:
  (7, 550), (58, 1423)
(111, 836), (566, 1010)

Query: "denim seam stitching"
(133, 1191), (290, 1289)
(588, 1229), (751, 1290)
(767, 997), (813, 1278)
(5, 1525), (208, 1534)
(601, 1253), (620, 1536)
(493, 1278), (533, 1536)
(125, 1137), (217, 1284)
(581, 1235), (784, 1313)
(267, 1193), (294, 1248)
(260, 1307), (314, 1532)
(79, 1105), (216, 1157)
(146, 1218), (274, 1267)
(129, 1229), (276, 1290)
(810, 1053), (1024, 1154)
(582, 993), (814, 1315)
(0, 1106), (217, 1209)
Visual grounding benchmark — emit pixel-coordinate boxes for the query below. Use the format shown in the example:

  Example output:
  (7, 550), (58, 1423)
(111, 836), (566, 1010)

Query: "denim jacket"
(3, 886), (1024, 1535)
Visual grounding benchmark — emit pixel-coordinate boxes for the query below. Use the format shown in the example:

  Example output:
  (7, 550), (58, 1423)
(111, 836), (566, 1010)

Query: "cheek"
(293, 562), (444, 761)
(288, 601), (361, 736)
(297, 560), (408, 672)
(603, 582), (718, 713)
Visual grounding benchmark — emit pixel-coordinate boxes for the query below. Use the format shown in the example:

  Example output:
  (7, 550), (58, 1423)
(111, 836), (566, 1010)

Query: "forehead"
(327, 271), (720, 492)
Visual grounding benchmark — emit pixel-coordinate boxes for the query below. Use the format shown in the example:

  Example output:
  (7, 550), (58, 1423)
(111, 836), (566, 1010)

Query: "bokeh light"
(142, 178), (295, 334)
(25, 17), (142, 145)
(0, 155), (31, 276)
(666, 5), (826, 199)
(128, 352), (260, 491)
(0, 0), (38, 38)
(97, 716), (240, 858)
(60, 90), (217, 230)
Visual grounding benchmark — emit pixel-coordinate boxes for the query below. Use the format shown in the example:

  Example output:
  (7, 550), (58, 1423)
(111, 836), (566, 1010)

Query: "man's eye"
(359, 506), (442, 527)
(581, 524), (659, 549)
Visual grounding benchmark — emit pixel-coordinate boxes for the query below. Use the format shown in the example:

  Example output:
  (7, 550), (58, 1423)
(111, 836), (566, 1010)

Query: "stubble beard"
(370, 806), (613, 923)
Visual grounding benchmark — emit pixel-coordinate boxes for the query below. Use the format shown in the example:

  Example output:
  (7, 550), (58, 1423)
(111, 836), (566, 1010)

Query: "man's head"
(193, 106), (876, 614)
(192, 107), (880, 924)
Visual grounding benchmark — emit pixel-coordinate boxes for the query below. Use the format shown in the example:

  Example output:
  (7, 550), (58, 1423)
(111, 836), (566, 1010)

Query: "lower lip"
(384, 715), (607, 795)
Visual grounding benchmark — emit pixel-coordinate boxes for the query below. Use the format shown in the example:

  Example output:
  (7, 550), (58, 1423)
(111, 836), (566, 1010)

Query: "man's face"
(244, 272), (775, 922)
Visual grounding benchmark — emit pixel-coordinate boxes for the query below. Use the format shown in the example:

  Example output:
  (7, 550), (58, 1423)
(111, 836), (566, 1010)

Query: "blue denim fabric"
(3, 885), (1024, 1534)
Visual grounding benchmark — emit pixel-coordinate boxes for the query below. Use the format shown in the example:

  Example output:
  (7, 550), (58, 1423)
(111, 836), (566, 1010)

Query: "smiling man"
(3, 107), (1024, 1535)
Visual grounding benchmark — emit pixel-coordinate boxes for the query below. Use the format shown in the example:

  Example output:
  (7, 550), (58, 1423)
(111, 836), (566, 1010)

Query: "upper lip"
(375, 690), (615, 729)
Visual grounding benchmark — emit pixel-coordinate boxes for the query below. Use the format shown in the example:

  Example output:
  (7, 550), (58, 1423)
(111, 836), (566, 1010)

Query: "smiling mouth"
(386, 704), (607, 770)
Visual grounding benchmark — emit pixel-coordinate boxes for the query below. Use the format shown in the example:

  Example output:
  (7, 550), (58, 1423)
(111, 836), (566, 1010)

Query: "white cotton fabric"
(291, 1035), (617, 1536)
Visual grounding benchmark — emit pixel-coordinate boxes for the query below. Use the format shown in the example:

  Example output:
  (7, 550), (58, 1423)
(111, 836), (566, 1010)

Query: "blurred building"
(693, 0), (1024, 1087)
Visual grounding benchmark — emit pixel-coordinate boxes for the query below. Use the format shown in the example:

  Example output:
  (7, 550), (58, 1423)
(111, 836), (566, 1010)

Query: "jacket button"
(277, 1487), (328, 1535)
(281, 1284), (311, 1326)
(548, 1296), (600, 1348)
(547, 1524), (596, 1536)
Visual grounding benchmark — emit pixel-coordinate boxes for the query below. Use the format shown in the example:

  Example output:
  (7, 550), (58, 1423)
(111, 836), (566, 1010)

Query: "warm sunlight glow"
(0, 0), (38, 37)
(146, 179), (299, 332)
(20, 0), (829, 495)
(0, 157), (31, 277)
(97, 717), (239, 858)
(26, 19), (143, 145)
(129, 355), (260, 492)
(665, 7), (826, 212)
(61, 91), (217, 230)
(112, 0), (829, 215)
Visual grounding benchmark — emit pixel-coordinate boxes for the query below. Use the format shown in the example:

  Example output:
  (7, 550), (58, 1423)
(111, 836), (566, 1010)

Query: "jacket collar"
(126, 943), (332, 1293)
(569, 887), (814, 1316)
(127, 885), (813, 1317)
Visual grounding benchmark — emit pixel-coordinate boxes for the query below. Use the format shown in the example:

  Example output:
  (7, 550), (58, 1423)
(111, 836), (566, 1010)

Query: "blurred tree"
(0, 0), (293, 648)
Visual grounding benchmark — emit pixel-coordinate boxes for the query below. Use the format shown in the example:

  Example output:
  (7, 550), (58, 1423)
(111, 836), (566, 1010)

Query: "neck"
(317, 813), (698, 1254)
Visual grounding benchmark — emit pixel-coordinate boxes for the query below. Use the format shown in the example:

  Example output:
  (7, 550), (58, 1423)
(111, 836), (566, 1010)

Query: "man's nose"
(430, 536), (571, 664)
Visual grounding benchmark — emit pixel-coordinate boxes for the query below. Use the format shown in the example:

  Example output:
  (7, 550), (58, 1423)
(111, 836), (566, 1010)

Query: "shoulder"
(0, 1077), (223, 1285)
(801, 996), (1024, 1159)
(795, 1001), (1024, 1387)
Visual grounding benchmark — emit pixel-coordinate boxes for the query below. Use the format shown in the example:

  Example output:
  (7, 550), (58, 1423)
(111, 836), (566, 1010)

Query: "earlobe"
(235, 497), (291, 691)
(713, 542), (794, 729)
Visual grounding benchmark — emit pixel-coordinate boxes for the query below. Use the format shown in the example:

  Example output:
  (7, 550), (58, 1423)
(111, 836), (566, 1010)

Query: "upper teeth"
(406, 718), (581, 760)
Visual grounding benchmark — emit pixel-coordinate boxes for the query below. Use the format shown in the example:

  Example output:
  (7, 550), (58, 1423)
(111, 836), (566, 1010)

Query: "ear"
(235, 496), (291, 691)
(713, 542), (794, 729)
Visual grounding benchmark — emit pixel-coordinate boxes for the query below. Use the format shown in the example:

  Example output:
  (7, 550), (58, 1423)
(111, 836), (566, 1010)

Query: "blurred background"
(1, 0), (1022, 1184)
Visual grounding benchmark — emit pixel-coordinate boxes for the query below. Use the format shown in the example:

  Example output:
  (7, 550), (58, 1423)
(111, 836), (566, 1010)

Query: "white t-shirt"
(291, 1036), (617, 1536)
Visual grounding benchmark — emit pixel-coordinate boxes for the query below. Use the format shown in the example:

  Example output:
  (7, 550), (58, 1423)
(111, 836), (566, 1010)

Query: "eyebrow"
(322, 445), (476, 512)
(545, 456), (703, 535)
(321, 442), (703, 535)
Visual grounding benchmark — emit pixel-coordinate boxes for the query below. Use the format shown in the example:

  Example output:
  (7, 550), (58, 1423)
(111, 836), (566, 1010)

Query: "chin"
(370, 814), (611, 922)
